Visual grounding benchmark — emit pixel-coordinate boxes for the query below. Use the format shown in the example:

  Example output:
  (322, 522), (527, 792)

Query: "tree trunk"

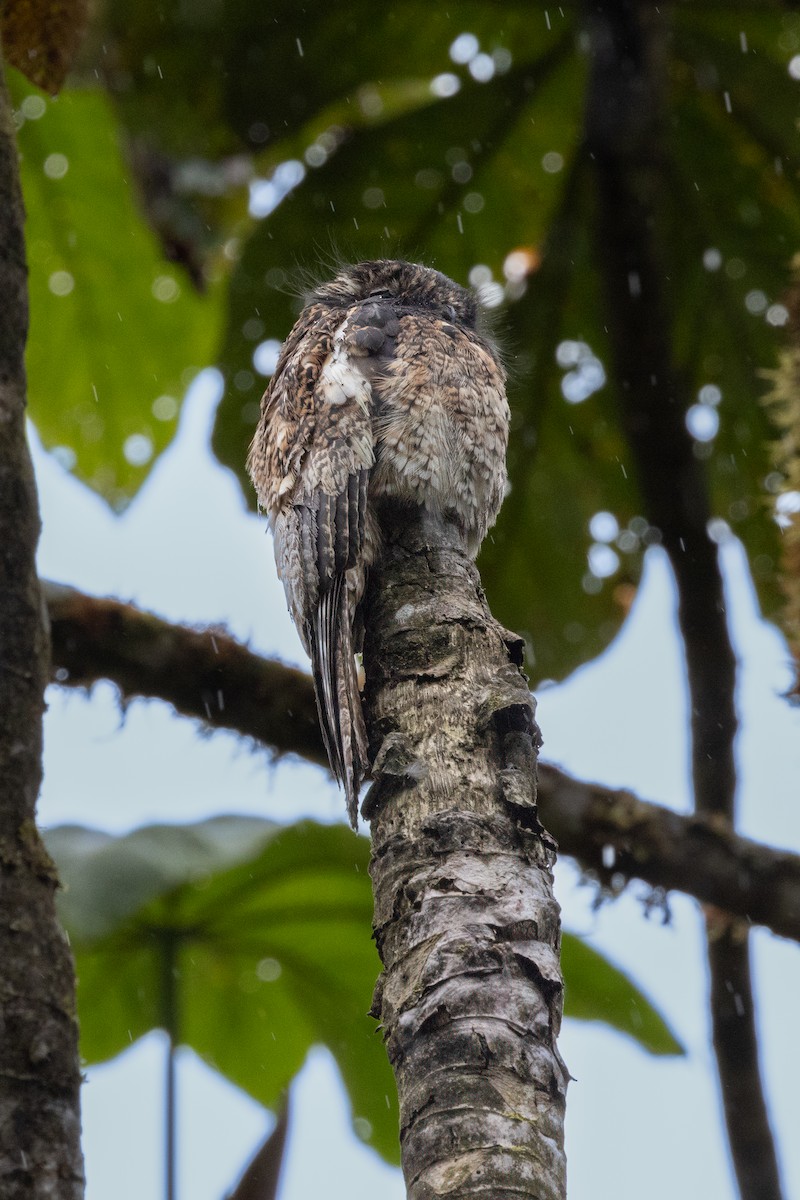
(363, 507), (567, 1200)
(0, 55), (84, 1198)
(583, 4), (782, 1197)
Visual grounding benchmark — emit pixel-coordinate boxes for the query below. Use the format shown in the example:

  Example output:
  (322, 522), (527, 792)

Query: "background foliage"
(6, 0), (800, 1193)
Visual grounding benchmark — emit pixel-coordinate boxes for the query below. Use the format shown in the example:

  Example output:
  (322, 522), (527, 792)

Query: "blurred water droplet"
(686, 404), (719, 442)
(48, 270), (74, 296)
(152, 395), (178, 421)
(430, 73), (460, 98)
(123, 434), (154, 466)
(44, 153), (68, 179)
(589, 511), (619, 543)
(450, 32), (479, 64)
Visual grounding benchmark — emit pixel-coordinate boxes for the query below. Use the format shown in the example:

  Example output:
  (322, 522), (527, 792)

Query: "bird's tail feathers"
(311, 576), (369, 828)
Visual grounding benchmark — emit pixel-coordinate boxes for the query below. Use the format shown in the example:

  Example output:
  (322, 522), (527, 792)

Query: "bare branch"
(44, 582), (800, 945)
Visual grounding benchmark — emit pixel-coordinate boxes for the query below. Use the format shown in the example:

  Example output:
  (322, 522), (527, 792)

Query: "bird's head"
(308, 259), (479, 328)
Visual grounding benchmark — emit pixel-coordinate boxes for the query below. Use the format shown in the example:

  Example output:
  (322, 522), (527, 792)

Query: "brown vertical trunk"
(0, 53), (84, 1199)
(583, 5), (782, 1198)
(363, 508), (567, 1200)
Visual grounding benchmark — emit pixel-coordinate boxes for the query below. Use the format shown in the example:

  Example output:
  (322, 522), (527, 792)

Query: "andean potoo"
(248, 260), (510, 825)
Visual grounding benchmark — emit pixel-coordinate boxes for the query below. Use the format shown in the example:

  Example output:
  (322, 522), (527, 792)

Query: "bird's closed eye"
(368, 287), (394, 299)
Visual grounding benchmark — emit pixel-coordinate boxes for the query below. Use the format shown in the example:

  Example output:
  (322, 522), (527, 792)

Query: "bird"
(247, 259), (510, 827)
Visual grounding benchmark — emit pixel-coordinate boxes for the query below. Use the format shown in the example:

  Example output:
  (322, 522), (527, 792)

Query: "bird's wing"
(248, 301), (383, 823)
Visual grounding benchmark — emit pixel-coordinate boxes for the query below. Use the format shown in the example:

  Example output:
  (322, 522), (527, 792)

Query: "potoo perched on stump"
(248, 260), (509, 825)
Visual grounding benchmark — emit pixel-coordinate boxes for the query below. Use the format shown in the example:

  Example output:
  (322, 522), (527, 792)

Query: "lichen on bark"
(363, 508), (567, 1200)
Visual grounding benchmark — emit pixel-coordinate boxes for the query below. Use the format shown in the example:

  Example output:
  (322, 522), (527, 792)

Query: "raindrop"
(21, 95), (46, 120)
(444, 145), (467, 167)
(362, 186), (385, 209)
(415, 168), (443, 189)
(256, 957), (282, 982)
(582, 571), (603, 595)
(556, 340), (582, 367)
(305, 143), (327, 168)
(152, 395), (178, 421)
(469, 264), (493, 286)
(249, 121), (269, 143)
(764, 471), (784, 494)
(503, 248), (539, 281)
(353, 1117), (373, 1141)
(469, 53), (495, 82)
(740, 31), (748, 53)
(723, 91), (732, 113)
(542, 151), (564, 174)
(295, 37), (304, 57)
(725, 257), (746, 279)
(358, 85), (383, 118)
(253, 338), (282, 376)
(44, 153), (69, 179)
(589, 511), (619, 543)
(559, 343), (606, 404)
(703, 247), (722, 271)
(744, 289), (767, 315)
(492, 48), (512, 73)
(431, 73), (460, 98)
(451, 161), (472, 183)
(698, 383), (722, 406)
(617, 529), (639, 553)
(588, 543), (620, 578)
(766, 304), (789, 327)
(249, 180), (279, 217)
(123, 434), (154, 466)
(686, 404), (719, 441)
(48, 270), (74, 296)
(450, 33), (479, 64)
(275, 160), (305, 189)
(463, 192), (484, 213)
(629, 516), (649, 536)
(235, 369), (254, 391)
(601, 844), (615, 869)
(789, 54), (800, 80)
(152, 275), (180, 303)
(242, 317), (265, 341)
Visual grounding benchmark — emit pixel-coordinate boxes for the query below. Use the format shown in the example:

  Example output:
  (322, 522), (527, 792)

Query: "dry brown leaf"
(1, 0), (90, 95)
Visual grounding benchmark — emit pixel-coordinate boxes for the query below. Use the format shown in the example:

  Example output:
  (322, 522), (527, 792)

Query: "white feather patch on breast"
(318, 323), (372, 411)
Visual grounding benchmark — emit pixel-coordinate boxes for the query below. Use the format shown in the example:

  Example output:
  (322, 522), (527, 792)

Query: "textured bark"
(0, 56), (84, 1200)
(362, 508), (567, 1200)
(583, 5), (782, 1198)
(43, 581), (800, 943)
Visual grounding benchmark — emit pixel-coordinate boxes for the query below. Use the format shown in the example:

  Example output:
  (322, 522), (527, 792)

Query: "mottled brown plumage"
(247, 260), (509, 825)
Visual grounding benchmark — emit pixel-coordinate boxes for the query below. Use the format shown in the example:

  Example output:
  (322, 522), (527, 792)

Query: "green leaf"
(561, 933), (685, 1057)
(46, 817), (682, 1171)
(46, 817), (400, 1163)
(11, 72), (222, 507)
(212, 30), (625, 682)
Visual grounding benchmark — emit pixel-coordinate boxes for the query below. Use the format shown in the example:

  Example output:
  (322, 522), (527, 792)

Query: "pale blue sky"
(31, 372), (800, 1200)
